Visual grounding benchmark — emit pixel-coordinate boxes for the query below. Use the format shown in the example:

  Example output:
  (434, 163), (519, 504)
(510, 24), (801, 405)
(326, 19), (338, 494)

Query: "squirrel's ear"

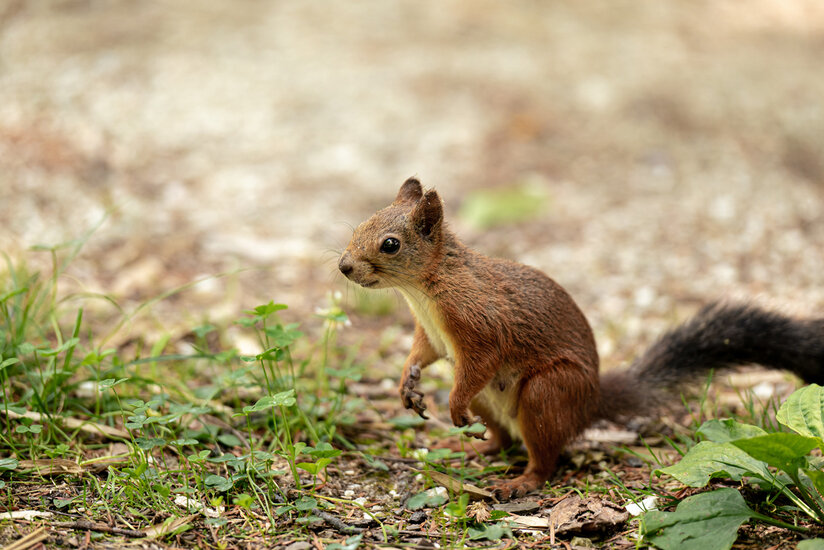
(411, 189), (443, 239)
(395, 177), (424, 203)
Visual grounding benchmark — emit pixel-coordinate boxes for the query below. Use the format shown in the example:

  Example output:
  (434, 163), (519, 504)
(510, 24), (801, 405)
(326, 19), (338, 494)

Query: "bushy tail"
(598, 302), (824, 422)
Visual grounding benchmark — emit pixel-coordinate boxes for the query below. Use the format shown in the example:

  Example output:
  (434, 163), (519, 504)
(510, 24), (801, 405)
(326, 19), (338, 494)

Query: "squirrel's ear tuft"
(411, 189), (443, 239)
(395, 177), (424, 203)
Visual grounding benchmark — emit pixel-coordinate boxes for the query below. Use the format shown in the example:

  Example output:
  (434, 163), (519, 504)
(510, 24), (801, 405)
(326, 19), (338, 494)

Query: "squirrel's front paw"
(400, 363), (428, 419)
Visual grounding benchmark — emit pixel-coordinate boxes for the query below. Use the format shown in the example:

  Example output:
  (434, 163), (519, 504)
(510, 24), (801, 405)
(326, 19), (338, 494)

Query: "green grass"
(0, 242), (382, 546)
(1, 240), (821, 549)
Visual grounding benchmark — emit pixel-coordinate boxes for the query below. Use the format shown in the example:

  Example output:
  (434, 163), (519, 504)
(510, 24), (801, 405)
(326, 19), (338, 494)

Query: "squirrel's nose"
(338, 256), (354, 277)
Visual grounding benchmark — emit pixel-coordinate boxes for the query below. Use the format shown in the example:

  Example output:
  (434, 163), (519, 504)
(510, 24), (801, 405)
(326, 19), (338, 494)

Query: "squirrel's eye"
(380, 237), (401, 254)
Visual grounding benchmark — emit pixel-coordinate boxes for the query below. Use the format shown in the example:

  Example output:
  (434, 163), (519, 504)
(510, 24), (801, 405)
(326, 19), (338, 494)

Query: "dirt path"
(2, 0), (823, 363)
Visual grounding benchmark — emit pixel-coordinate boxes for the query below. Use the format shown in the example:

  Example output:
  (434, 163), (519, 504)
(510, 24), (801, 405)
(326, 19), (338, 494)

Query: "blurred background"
(1, 0), (823, 365)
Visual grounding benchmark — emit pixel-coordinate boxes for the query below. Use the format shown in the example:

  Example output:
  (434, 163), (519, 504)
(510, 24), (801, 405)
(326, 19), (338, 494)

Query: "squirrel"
(338, 177), (824, 500)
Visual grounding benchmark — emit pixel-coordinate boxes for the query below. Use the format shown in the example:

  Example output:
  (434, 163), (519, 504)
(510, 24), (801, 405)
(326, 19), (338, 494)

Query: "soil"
(2, 1), (823, 343)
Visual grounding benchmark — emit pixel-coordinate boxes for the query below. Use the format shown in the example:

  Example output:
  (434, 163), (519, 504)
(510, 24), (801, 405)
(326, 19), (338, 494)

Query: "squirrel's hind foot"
(489, 473), (545, 501)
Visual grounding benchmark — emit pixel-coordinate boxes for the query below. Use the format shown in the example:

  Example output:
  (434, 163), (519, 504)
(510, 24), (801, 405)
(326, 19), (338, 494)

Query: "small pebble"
(428, 486), (448, 499)
(626, 456), (643, 468)
(409, 510), (427, 524)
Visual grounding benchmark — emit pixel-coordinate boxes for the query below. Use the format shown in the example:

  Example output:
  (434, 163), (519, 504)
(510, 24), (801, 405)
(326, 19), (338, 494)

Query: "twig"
(51, 520), (145, 538)
(313, 510), (363, 535)
(397, 530), (449, 538)
(5, 526), (48, 550)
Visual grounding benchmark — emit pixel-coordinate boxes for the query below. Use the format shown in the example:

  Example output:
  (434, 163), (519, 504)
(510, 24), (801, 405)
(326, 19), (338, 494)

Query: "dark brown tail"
(598, 302), (824, 422)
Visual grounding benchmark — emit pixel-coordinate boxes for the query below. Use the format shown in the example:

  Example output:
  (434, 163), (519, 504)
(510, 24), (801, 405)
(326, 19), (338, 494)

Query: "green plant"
(642, 384), (824, 549)
(0, 240), (368, 543)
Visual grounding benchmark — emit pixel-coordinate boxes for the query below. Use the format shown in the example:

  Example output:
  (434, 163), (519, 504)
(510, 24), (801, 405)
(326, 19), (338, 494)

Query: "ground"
(1, 1), (824, 548)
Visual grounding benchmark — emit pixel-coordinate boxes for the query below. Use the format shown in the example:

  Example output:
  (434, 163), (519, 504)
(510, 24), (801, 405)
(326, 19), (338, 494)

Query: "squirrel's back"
(432, 245), (599, 372)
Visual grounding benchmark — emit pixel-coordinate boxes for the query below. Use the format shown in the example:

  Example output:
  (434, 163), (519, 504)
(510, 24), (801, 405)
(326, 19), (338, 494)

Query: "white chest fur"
(398, 287), (523, 440)
(477, 382), (522, 440)
(399, 288), (455, 359)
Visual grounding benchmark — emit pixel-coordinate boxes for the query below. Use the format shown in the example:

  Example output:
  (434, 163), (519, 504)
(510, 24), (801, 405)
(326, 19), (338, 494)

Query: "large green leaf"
(804, 468), (824, 495)
(696, 418), (767, 443)
(656, 441), (772, 487)
(777, 384), (824, 440)
(798, 539), (824, 550)
(642, 488), (758, 550)
(731, 433), (819, 472)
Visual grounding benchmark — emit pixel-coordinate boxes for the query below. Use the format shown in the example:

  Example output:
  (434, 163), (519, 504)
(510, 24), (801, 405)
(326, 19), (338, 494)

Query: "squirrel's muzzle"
(338, 253), (354, 277)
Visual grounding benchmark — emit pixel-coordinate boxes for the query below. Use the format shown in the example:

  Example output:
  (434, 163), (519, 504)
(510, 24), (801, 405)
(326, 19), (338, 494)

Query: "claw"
(400, 364), (429, 419)
(409, 393), (429, 419)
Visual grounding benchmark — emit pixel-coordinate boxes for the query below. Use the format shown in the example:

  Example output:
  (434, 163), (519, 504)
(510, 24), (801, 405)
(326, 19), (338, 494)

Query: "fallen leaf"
(1, 409), (129, 440)
(4, 525), (47, 550)
(143, 514), (197, 539)
(549, 495), (628, 535)
(16, 459), (83, 475)
(422, 470), (493, 500)
(173, 495), (224, 518)
(509, 514), (550, 529)
(81, 456), (130, 473)
(0, 510), (54, 520)
(493, 500), (541, 514)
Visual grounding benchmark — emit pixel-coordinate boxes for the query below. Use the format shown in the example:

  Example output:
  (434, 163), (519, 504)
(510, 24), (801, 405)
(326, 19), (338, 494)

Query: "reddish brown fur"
(339, 178), (600, 499)
(339, 178), (824, 500)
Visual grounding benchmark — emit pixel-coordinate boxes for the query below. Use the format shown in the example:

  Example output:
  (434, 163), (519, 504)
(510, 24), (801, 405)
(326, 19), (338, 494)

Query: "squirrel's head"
(338, 177), (444, 290)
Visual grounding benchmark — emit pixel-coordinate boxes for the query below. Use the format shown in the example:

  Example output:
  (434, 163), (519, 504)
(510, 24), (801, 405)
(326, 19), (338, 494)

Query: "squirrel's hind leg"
(490, 358), (598, 500)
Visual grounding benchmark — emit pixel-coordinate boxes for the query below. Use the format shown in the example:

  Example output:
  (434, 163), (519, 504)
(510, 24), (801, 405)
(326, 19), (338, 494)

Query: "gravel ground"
(2, 0), (823, 366)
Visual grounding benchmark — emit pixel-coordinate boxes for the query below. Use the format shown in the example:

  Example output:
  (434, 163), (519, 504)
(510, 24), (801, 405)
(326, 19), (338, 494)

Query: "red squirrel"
(338, 178), (824, 500)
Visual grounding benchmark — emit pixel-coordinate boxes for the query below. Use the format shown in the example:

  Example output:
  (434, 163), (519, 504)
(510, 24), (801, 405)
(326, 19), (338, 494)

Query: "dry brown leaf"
(82, 456), (131, 473)
(16, 459), (83, 476)
(143, 513), (197, 540)
(493, 500), (541, 514)
(4, 525), (48, 550)
(509, 514), (550, 529)
(421, 469), (493, 500)
(2, 409), (129, 440)
(0, 511), (54, 521)
(549, 495), (628, 535)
